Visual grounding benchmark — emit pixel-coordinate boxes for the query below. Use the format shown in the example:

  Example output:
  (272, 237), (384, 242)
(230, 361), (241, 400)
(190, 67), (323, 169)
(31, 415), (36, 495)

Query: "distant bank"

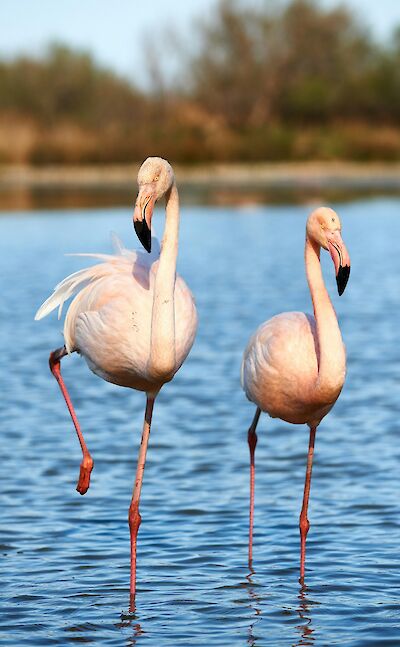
(1, 163), (400, 211)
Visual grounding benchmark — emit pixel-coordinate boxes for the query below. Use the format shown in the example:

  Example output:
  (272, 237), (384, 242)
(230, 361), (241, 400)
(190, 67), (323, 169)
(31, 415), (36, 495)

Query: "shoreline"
(1, 162), (400, 191)
(1, 162), (400, 211)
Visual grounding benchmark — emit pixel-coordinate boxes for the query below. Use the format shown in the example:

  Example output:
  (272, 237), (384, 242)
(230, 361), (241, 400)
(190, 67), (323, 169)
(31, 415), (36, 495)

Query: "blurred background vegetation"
(1, 0), (400, 166)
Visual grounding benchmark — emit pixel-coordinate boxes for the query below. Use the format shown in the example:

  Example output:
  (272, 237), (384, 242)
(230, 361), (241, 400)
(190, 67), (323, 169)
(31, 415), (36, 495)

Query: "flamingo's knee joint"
(248, 430), (258, 453)
(49, 347), (66, 377)
(299, 515), (310, 537)
(129, 503), (142, 535)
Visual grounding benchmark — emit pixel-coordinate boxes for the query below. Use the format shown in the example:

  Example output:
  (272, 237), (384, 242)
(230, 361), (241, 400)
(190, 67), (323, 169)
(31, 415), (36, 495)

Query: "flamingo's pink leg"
(49, 347), (94, 495)
(129, 396), (155, 611)
(248, 407), (261, 566)
(299, 426), (317, 580)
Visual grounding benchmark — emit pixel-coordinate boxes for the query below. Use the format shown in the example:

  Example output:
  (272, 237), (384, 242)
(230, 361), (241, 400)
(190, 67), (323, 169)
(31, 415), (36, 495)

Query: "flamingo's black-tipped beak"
(336, 264), (350, 296)
(133, 186), (156, 253)
(327, 230), (351, 296)
(134, 218), (151, 253)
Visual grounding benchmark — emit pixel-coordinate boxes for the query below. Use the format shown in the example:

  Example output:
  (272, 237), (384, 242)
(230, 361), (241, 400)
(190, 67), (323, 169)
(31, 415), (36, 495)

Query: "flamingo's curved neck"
(149, 182), (179, 379)
(305, 236), (345, 398)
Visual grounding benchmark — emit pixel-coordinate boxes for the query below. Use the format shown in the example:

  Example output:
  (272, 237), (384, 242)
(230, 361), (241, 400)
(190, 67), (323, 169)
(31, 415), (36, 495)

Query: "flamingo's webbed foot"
(76, 456), (94, 495)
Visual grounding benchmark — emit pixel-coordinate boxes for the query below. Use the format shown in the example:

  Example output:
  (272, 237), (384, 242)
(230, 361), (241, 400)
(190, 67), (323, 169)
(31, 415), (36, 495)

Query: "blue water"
(1, 198), (400, 646)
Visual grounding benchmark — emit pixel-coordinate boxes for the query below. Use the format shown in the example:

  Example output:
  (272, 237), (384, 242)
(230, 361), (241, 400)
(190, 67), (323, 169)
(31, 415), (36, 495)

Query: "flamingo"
(241, 207), (350, 579)
(35, 157), (198, 609)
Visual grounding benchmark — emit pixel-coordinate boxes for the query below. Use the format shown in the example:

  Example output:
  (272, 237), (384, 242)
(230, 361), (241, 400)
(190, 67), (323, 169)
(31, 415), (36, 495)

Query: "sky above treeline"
(2, 0), (400, 87)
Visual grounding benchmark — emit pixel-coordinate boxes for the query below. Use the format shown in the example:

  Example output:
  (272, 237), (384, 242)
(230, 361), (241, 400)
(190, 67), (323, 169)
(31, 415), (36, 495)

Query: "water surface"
(1, 199), (400, 645)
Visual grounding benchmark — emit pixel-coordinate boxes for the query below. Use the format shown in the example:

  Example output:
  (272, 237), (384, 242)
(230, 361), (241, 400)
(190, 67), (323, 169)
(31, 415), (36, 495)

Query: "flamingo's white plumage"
(36, 237), (197, 392)
(35, 157), (197, 610)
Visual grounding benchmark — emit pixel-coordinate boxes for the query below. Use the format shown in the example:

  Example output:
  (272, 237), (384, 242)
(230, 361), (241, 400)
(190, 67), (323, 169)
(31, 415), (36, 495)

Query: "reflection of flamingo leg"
(49, 346), (94, 495)
(129, 396), (155, 611)
(248, 407), (261, 565)
(294, 582), (315, 646)
(299, 426), (316, 580)
(245, 570), (262, 646)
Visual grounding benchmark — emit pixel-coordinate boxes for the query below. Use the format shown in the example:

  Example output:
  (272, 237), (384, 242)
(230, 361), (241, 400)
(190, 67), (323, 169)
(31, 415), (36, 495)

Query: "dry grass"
(1, 115), (400, 167)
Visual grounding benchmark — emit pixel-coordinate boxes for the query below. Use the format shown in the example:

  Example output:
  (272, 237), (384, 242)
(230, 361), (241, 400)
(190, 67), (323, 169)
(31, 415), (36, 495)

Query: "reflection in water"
(246, 569), (262, 646)
(245, 568), (317, 647)
(126, 623), (144, 647)
(2, 184), (400, 212)
(116, 618), (144, 646)
(293, 582), (316, 647)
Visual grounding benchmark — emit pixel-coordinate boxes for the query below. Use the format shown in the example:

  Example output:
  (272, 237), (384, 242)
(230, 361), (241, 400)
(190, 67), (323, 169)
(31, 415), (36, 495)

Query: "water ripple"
(1, 200), (400, 645)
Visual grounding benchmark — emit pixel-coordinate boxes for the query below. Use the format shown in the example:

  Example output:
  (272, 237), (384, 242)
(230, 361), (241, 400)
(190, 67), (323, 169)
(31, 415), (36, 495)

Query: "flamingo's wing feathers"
(34, 260), (124, 322)
(111, 231), (161, 264)
(34, 232), (161, 322)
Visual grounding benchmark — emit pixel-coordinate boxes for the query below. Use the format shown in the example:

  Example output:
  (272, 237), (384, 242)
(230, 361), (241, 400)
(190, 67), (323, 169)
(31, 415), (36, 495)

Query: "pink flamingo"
(241, 207), (350, 579)
(35, 157), (198, 609)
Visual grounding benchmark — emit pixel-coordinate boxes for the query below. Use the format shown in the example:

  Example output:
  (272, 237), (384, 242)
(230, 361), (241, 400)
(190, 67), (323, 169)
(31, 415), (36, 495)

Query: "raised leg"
(248, 407), (261, 566)
(49, 346), (94, 495)
(299, 426), (317, 581)
(129, 395), (155, 611)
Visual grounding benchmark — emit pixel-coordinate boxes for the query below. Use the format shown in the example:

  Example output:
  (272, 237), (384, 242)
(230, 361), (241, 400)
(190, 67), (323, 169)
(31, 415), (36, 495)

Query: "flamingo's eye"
(154, 175), (159, 182)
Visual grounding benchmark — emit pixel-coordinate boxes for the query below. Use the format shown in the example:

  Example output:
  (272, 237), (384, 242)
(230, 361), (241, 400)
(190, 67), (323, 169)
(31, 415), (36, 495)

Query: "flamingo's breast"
(73, 271), (197, 391)
(241, 311), (325, 425)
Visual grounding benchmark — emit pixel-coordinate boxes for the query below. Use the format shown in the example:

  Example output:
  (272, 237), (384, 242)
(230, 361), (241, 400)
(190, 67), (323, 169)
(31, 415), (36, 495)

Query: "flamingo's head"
(133, 157), (175, 253)
(306, 207), (351, 296)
